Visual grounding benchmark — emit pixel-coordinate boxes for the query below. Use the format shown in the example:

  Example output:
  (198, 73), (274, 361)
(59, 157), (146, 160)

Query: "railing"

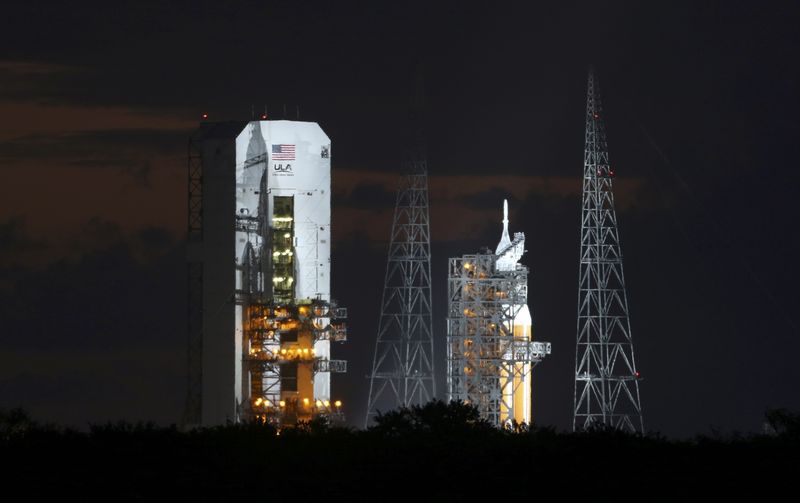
(314, 359), (348, 373)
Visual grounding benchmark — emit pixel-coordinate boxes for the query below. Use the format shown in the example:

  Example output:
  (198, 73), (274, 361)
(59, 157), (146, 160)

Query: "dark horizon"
(1, 1), (798, 438)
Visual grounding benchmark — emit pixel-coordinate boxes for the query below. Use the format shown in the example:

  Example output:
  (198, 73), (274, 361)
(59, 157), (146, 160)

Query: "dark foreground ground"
(1, 402), (798, 501)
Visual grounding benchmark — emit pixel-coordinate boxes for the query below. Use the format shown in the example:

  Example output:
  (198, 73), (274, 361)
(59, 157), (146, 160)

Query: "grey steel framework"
(573, 69), (644, 433)
(183, 135), (203, 426)
(238, 299), (348, 426)
(447, 252), (550, 427)
(365, 158), (435, 426)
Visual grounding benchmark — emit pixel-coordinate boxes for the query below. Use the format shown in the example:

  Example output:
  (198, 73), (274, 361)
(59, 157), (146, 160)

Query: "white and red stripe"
(272, 144), (296, 160)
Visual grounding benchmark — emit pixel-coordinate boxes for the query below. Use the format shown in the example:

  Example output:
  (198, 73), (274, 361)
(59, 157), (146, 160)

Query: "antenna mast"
(573, 68), (644, 433)
(366, 66), (435, 425)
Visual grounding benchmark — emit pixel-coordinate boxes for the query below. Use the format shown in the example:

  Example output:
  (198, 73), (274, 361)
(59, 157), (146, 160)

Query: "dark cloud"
(0, 128), (188, 186)
(69, 158), (154, 186)
(61, 219), (179, 261)
(0, 60), (84, 103)
(0, 226), (186, 427)
(334, 182), (396, 211)
(455, 186), (518, 210)
(0, 216), (47, 254)
(0, 236), (185, 352)
(0, 129), (188, 163)
(83, 217), (123, 244)
(137, 226), (174, 249)
(132, 226), (178, 262)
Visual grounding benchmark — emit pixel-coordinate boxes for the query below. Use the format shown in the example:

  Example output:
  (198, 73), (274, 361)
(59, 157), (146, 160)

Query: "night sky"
(1, 1), (798, 438)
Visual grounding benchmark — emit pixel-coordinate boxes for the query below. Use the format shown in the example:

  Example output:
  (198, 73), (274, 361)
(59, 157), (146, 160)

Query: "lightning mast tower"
(365, 138), (435, 426)
(573, 69), (644, 433)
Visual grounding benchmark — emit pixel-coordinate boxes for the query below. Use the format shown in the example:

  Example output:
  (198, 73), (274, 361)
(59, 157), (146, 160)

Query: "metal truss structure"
(183, 135), (203, 427)
(365, 157), (435, 426)
(240, 298), (348, 426)
(447, 252), (550, 427)
(573, 68), (644, 433)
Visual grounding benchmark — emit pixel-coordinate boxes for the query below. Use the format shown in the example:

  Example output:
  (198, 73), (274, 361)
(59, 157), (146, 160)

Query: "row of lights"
(251, 304), (334, 319)
(252, 398), (343, 409)
(247, 347), (316, 359)
(280, 347), (315, 358)
(301, 398), (343, 409)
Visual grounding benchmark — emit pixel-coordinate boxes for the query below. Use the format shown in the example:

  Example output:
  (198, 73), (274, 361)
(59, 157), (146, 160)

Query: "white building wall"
(200, 120), (334, 426)
(233, 120), (333, 408)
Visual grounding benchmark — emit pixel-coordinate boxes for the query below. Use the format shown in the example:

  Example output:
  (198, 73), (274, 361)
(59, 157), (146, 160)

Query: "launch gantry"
(446, 201), (550, 427)
(240, 299), (347, 425)
(185, 119), (349, 428)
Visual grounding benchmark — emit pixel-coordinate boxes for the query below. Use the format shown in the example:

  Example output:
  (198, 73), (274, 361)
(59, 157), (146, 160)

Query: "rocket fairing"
(495, 199), (534, 425)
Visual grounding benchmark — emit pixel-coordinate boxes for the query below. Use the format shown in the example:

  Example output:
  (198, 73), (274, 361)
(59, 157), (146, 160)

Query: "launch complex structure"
(185, 67), (643, 432)
(446, 201), (551, 427)
(185, 119), (348, 427)
(365, 147), (436, 426)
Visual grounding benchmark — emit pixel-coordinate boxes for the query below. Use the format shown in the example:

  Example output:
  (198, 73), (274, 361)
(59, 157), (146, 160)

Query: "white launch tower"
(446, 200), (550, 427)
(186, 119), (347, 427)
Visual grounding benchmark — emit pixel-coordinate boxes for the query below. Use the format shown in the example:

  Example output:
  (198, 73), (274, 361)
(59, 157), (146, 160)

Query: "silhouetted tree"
(0, 407), (37, 440)
(370, 399), (494, 436)
(765, 408), (800, 439)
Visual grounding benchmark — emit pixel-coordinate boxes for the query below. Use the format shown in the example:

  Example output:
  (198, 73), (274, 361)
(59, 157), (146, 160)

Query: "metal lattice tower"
(573, 68), (644, 433)
(183, 134), (203, 427)
(365, 155), (435, 426)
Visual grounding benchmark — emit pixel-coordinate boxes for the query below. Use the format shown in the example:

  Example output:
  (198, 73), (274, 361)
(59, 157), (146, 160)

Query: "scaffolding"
(446, 203), (550, 427)
(240, 298), (347, 425)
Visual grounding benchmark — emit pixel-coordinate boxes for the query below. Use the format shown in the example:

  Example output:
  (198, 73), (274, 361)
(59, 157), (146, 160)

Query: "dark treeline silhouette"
(1, 401), (797, 498)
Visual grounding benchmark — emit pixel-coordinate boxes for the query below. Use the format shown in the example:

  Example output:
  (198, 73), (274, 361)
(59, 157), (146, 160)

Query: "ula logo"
(273, 163), (292, 173)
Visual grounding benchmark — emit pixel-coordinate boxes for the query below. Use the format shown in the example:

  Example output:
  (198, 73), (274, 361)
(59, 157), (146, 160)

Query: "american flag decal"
(272, 144), (296, 160)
